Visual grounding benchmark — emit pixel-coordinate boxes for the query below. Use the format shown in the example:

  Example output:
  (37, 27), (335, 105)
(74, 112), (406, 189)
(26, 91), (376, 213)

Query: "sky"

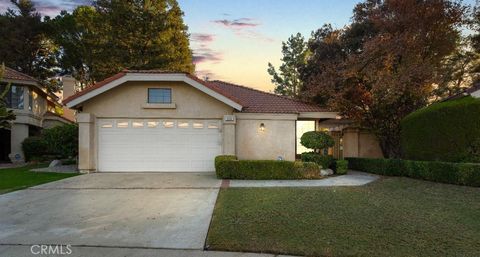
(0, 0), (477, 91)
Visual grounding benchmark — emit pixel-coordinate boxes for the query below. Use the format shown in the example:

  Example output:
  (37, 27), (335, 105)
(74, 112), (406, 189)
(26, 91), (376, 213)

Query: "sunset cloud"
(192, 48), (223, 64)
(191, 33), (215, 43)
(212, 18), (259, 28)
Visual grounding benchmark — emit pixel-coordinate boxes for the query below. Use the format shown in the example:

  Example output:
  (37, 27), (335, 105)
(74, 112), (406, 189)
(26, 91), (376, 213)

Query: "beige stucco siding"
(343, 128), (383, 158)
(235, 114), (297, 161)
(82, 81), (234, 118)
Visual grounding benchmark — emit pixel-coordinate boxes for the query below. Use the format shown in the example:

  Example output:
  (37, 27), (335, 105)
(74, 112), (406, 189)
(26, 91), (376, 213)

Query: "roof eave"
(65, 73), (243, 111)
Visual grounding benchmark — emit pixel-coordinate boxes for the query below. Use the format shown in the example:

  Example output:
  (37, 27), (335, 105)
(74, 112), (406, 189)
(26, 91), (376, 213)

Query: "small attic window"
(148, 88), (171, 104)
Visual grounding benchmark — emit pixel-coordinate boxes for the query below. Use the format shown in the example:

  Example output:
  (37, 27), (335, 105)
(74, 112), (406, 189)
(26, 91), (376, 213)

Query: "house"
(0, 67), (73, 163)
(441, 83), (480, 102)
(64, 70), (383, 173)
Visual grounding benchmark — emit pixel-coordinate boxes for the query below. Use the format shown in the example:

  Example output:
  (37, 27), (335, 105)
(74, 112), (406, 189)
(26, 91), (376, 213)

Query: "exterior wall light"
(259, 123), (265, 132)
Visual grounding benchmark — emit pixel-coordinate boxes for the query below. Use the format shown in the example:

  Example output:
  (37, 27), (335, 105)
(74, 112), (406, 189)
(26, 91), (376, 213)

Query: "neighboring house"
(64, 70), (382, 173)
(441, 83), (480, 102)
(0, 67), (73, 163)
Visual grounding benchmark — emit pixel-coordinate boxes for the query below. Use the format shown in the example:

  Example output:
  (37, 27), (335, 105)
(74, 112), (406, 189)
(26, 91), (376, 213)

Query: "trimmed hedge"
(215, 155), (321, 180)
(401, 96), (480, 162)
(334, 160), (348, 175)
(347, 157), (480, 187)
(300, 152), (334, 169)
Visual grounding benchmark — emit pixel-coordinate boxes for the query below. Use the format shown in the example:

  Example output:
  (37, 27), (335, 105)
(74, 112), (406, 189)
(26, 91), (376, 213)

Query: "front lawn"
(207, 177), (480, 257)
(0, 164), (78, 194)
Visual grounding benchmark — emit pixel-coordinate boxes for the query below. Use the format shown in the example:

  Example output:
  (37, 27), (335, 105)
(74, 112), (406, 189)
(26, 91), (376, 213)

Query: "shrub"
(293, 161), (322, 179)
(214, 155), (321, 180)
(347, 157), (480, 187)
(42, 124), (78, 159)
(300, 131), (335, 152)
(400, 96), (480, 162)
(22, 136), (47, 161)
(301, 152), (334, 169)
(334, 160), (349, 175)
(215, 155), (237, 178)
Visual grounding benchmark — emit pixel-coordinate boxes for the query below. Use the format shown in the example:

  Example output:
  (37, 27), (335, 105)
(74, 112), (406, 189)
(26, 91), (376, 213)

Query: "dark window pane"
(0, 84), (24, 109)
(148, 88), (171, 103)
(10, 85), (24, 109)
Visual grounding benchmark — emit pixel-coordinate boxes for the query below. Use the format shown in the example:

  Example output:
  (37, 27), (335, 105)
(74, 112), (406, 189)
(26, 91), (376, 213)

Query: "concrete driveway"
(0, 173), (221, 250)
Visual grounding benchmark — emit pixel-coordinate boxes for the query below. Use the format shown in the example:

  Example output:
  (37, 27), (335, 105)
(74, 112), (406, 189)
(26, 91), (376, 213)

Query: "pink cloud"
(191, 33), (215, 43)
(212, 18), (259, 28)
(192, 49), (223, 64)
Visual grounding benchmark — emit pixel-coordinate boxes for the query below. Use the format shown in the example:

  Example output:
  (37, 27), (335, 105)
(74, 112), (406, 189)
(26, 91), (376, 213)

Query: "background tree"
(0, 64), (16, 129)
(0, 0), (60, 92)
(267, 33), (308, 97)
(50, 0), (194, 86)
(300, 0), (465, 158)
(47, 7), (100, 88)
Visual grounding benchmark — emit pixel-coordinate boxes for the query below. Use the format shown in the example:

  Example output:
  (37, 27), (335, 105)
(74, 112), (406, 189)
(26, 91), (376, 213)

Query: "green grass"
(0, 164), (79, 194)
(207, 177), (480, 257)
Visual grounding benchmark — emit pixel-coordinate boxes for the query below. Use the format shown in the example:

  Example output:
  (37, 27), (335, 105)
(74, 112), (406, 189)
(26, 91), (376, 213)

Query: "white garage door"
(97, 119), (222, 172)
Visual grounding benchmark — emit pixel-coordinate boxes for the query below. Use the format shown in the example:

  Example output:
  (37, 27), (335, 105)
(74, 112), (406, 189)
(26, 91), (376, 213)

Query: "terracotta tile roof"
(209, 80), (328, 113)
(63, 70), (328, 114)
(2, 67), (39, 83)
(63, 71), (127, 104)
(441, 83), (480, 102)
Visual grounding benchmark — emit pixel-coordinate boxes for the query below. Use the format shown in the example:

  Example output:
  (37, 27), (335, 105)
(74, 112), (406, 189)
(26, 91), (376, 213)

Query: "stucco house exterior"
(64, 70), (382, 173)
(0, 67), (73, 163)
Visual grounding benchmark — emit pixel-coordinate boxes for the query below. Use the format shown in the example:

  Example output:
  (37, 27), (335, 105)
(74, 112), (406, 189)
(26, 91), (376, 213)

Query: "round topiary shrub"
(400, 96), (480, 162)
(300, 131), (335, 153)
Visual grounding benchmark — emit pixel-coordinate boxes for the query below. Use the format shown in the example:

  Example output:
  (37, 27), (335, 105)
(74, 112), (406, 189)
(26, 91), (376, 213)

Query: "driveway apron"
(0, 172), (221, 249)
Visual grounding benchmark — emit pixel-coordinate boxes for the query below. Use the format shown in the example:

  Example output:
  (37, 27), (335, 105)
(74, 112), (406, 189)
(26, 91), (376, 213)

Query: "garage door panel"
(98, 119), (222, 172)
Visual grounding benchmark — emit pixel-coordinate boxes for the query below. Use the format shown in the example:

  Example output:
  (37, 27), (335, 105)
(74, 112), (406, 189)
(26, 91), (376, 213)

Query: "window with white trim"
(163, 121), (174, 128)
(207, 122), (219, 129)
(101, 121), (113, 128)
(117, 120), (129, 128)
(193, 121), (204, 129)
(147, 121), (159, 128)
(148, 88), (171, 104)
(178, 121), (189, 128)
(132, 121), (144, 128)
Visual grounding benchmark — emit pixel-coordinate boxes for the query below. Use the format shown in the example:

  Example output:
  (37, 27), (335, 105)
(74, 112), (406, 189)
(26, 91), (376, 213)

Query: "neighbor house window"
(148, 88), (171, 104)
(28, 89), (33, 111)
(0, 84), (24, 109)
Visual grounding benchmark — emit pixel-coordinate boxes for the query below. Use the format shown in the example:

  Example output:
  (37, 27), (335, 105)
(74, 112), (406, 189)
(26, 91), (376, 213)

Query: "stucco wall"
(343, 128), (383, 158)
(236, 114), (297, 161)
(82, 81), (234, 118)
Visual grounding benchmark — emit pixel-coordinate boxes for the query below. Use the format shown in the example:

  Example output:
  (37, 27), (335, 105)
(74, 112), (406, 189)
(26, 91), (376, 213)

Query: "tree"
(301, 0), (465, 158)
(0, 64), (16, 129)
(50, 0), (194, 86)
(268, 33), (308, 97)
(434, 40), (480, 100)
(47, 7), (100, 88)
(0, 0), (60, 92)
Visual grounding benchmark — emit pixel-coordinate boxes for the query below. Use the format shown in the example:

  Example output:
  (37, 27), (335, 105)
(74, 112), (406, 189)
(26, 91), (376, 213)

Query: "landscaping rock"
(49, 160), (62, 167)
(320, 169), (334, 176)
